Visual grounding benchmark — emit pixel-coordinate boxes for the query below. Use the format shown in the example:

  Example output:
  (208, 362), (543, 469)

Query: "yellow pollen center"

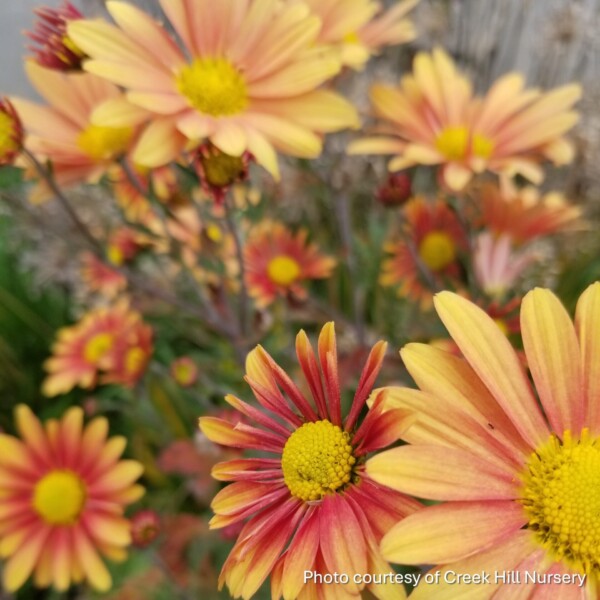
(84, 332), (114, 364)
(520, 429), (600, 575)
(205, 224), (223, 244)
(267, 255), (301, 287)
(418, 231), (456, 271)
(0, 111), (18, 158)
(200, 151), (245, 187)
(281, 420), (356, 502)
(435, 126), (494, 160)
(176, 58), (248, 117)
(107, 244), (124, 266)
(33, 470), (86, 525)
(77, 124), (133, 161)
(125, 347), (146, 375)
(343, 31), (360, 44)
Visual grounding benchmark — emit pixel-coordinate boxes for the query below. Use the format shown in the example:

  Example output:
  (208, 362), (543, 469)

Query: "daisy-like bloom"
(67, 0), (359, 178)
(200, 323), (421, 599)
(0, 404), (144, 592)
(130, 510), (160, 548)
(367, 283), (600, 598)
(0, 98), (23, 166)
(244, 220), (336, 308)
(26, 1), (86, 71)
(300, 0), (418, 70)
(473, 232), (537, 300)
(42, 301), (153, 396)
(12, 61), (141, 202)
(380, 197), (467, 308)
(170, 357), (199, 388)
(80, 252), (127, 298)
(475, 182), (583, 244)
(348, 48), (581, 191)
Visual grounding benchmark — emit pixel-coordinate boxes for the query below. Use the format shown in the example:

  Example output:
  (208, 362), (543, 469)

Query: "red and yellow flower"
(301, 0), (418, 70)
(380, 197), (467, 307)
(0, 404), (144, 592)
(0, 98), (22, 166)
(67, 0), (359, 178)
(349, 48), (581, 191)
(42, 301), (153, 396)
(12, 61), (141, 202)
(170, 357), (199, 388)
(367, 284), (600, 597)
(80, 253), (127, 298)
(244, 220), (336, 308)
(200, 323), (420, 599)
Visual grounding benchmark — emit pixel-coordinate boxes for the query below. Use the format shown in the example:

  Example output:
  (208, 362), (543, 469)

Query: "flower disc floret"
(76, 124), (133, 161)
(282, 420), (356, 502)
(33, 470), (86, 525)
(176, 58), (248, 117)
(521, 428), (600, 574)
(418, 231), (457, 272)
(267, 255), (302, 286)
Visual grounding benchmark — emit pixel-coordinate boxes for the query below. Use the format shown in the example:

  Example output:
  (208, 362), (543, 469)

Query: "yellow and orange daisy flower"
(367, 283), (600, 597)
(380, 197), (467, 308)
(474, 182), (583, 245)
(301, 0), (418, 70)
(349, 48), (581, 191)
(0, 98), (23, 166)
(244, 221), (336, 308)
(11, 61), (142, 202)
(170, 357), (199, 388)
(67, 0), (359, 178)
(200, 323), (420, 599)
(80, 252), (127, 298)
(42, 301), (153, 396)
(0, 404), (144, 592)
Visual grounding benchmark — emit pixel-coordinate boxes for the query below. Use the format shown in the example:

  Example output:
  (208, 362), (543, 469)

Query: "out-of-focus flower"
(0, 404), (144, 592)
(244, 220), (336, 307)
(68, 0), (359, 177)
(473, 232), (537, 300)
(42, 300), (153, 396)
(474, 182), (583, 244)
(81, 252), (127, 298)
(367, 284), (600, 598)
(26, 2), (86, 71)
(376, 170), (412, 207)
(107, 227), (145, 266)
(193, 142), (251, 205)
(0, 98), (23, 166)
(200, 323), (420, 599)
(12, 62), (141, 202)
(130, 510), (160, 548)
(170, 357), (198, 388)
(301, 0), (418, 70)
(380, 197), (467, 308)
(349, 48), (581, 191)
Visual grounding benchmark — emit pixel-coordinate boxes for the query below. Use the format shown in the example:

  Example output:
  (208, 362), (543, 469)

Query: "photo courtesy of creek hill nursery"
(0, 0), (598, 599)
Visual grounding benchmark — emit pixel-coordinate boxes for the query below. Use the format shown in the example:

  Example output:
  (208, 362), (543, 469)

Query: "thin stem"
(22, 148), (103, 253)
(223, 194), (250, 338)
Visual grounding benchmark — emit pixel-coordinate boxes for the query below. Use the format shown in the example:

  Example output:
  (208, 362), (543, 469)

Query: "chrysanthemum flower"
(0, 98), (23, 166)
(244, 220), (336, 308)
(67, 0), (359, 178)
(0, 404), (144, 592)
(200, 323), (421, 599)
(367, 283), (600, 598)
(170, 357), (199, 388)
(42, 300), (153, 396)
(80, 252), (127, 298)
(12, 61), (140, 202)
(348, 48), (581, 191)
(474, 182), (583, 244)
(301, 0), (418, 70)
(380, 197), (467, 307)
(26, 1), (86, 71)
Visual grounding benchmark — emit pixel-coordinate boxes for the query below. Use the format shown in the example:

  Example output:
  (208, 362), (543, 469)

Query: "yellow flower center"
(174, 361), (195, 385)
(520, 429), (600, 575)
(343, 31), (360, 44)
(267, 255), (301, 287)
(281, 420), (356, 502)
(84, 332), (114, 364)
(0, 111), (18, 159)
(435, 126), (494, 160)
(107, 244), (124, 266)
(33, 470), (86, 525)
(125, 347), (146, 375)
(176, 58), (248, 117)
(77, 124), (133, 161)
(200, 150), (245, 187)
(205, 224), (223, 244)
(418, 231), (456, 272)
